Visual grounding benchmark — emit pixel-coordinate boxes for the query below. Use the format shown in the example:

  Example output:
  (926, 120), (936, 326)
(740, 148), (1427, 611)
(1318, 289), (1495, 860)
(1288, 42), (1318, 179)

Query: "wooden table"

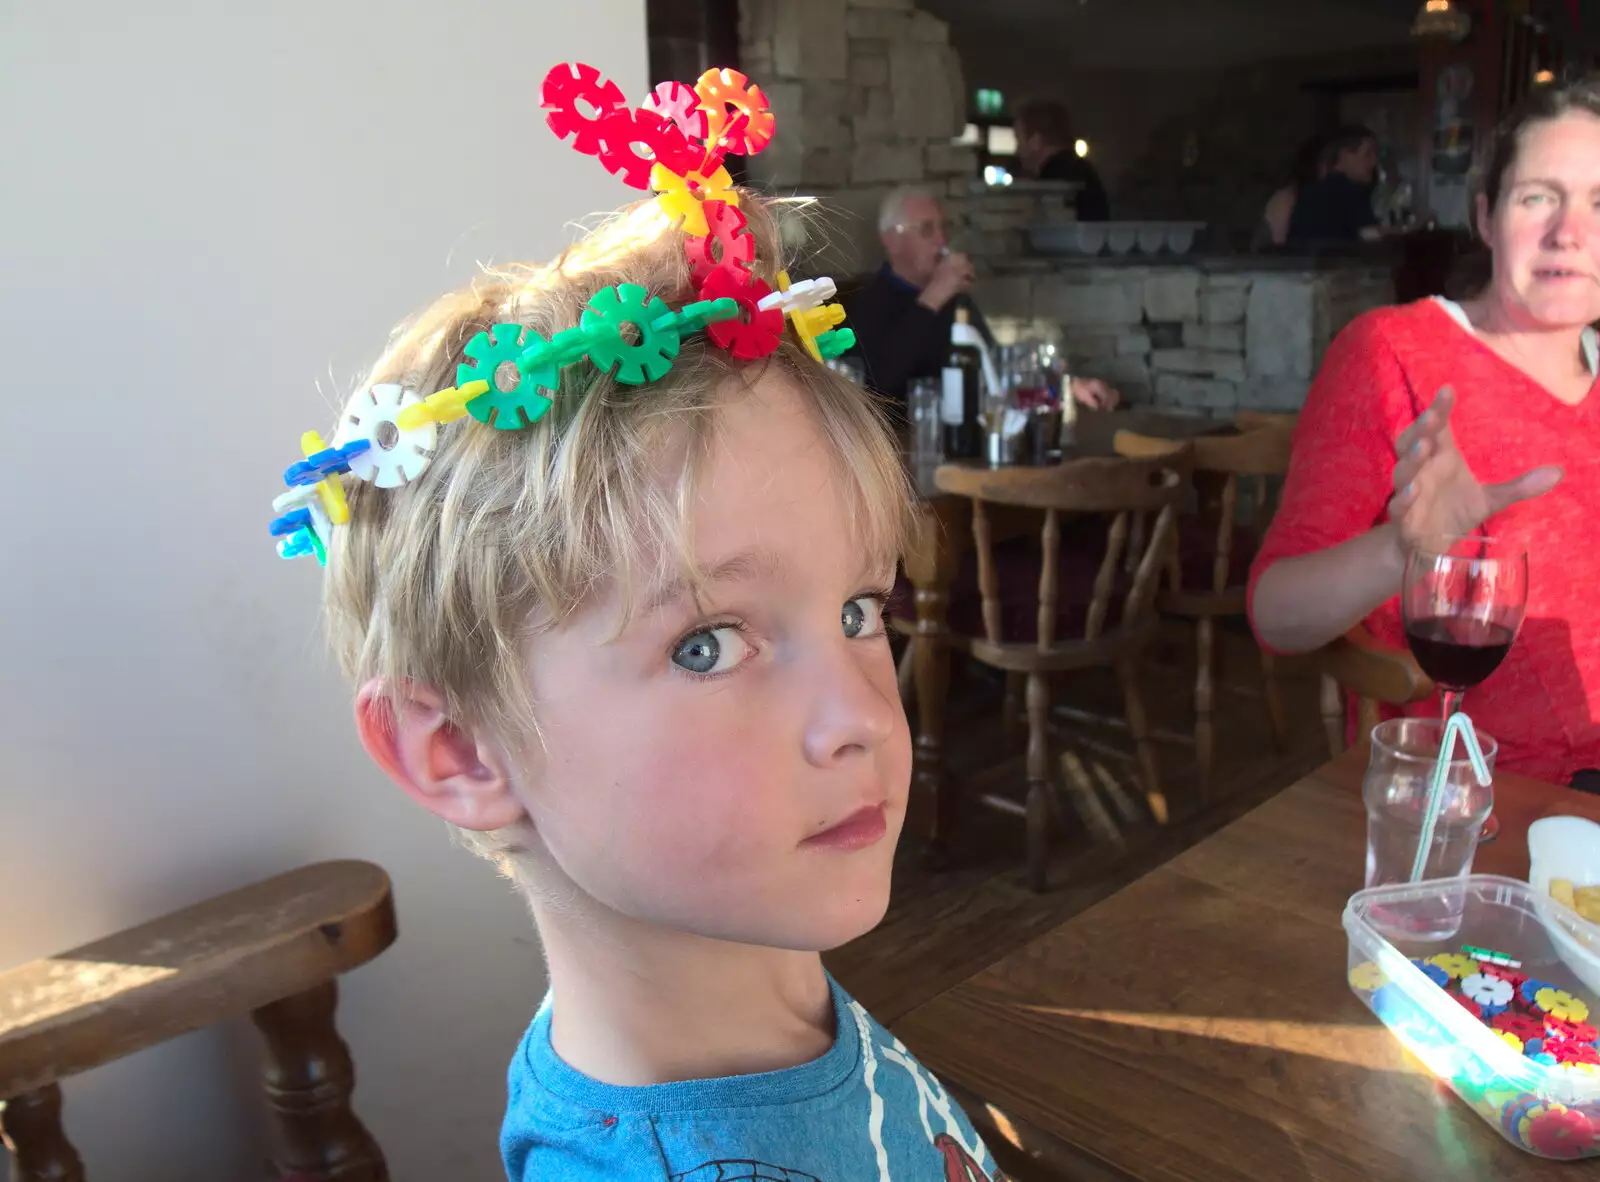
(894, 750), (1600, 1180)
(904, 408), (1227, 860)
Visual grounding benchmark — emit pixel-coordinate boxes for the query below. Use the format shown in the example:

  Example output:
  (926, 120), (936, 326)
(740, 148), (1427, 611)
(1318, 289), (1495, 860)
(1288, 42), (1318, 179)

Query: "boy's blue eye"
(671, 625), (750, 675)
(843, 596), (886, 639)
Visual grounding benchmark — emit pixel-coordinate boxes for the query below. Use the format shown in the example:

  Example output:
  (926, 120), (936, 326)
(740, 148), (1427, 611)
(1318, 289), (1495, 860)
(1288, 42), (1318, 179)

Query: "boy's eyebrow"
(645, 547), (789, 612)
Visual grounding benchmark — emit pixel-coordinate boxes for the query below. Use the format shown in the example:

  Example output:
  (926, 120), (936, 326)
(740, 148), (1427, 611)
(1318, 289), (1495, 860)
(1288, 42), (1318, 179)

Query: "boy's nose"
(801, 650), (898, 768)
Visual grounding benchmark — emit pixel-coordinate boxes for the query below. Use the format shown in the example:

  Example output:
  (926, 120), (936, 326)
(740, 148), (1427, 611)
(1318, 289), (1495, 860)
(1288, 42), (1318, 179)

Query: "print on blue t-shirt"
(501, 975), (1006, 1181)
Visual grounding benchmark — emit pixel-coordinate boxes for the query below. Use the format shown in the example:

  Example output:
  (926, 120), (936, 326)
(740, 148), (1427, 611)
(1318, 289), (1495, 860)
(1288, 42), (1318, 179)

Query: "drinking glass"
(1401, 534), (1527, 841)
(1364, 718), (1498, 939)
(907, 377), (944, 494)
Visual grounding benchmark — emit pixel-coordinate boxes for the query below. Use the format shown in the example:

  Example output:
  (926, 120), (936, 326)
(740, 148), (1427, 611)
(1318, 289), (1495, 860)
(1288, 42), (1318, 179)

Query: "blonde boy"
(301, 183), (1005, 1179)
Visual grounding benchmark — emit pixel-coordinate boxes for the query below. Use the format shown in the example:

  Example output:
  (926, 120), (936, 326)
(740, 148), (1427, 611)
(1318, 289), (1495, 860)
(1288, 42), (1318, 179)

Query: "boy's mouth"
(802, 803), (888, 852)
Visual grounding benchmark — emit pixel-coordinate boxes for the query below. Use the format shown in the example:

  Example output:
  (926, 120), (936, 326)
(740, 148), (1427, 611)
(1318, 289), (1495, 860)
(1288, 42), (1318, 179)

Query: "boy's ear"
(354, 679), (527, 832)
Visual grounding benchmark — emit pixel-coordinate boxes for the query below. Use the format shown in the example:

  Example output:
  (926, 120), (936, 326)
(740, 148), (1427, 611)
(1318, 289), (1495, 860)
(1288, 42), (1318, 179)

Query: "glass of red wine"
(1401, 534), (1527, 842)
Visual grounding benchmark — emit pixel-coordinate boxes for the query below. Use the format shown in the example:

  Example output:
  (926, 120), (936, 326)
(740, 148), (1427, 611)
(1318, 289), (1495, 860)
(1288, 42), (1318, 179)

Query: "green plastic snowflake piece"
(652, 297), (740, 336)
(458, 323), (557, 431)
(581, 284), (681, 385)
(816, 327), (856, 361)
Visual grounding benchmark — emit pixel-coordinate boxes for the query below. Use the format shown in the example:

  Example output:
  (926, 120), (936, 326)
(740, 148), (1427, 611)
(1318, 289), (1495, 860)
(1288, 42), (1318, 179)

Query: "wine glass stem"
(1440, 689), (1464, 721)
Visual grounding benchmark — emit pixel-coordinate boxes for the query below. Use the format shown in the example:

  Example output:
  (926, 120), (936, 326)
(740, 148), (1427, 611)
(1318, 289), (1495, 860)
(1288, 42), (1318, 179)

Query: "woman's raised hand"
(1387, 386), (1562, 548)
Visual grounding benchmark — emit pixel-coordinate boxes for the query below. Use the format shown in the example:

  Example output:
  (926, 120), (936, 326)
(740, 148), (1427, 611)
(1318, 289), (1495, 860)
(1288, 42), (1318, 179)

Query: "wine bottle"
(941, 307), (982, 460)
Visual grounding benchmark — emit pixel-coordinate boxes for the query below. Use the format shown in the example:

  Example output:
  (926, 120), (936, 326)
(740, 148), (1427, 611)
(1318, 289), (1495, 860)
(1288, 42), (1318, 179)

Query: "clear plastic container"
(1344, 875), (1600, 1159)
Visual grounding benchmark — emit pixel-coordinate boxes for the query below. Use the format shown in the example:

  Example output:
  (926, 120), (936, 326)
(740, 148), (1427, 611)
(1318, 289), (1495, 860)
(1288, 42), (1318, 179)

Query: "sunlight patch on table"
(1020, 1005), (1402, 1071)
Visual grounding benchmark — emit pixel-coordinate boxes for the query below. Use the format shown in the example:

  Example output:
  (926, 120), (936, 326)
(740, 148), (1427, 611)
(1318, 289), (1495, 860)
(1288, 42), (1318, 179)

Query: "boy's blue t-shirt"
(502, 975), (1006, 1181)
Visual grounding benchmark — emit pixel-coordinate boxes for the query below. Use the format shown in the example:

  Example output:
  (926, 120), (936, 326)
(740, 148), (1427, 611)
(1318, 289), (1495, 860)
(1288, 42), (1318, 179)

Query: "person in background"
(1286, 124), (1383, 245)
(1012, 97), (1111, 223)
(1258, 135), (1329, 248)
(845, 187), (1118, 420)
(1249, 76), (1600, 786)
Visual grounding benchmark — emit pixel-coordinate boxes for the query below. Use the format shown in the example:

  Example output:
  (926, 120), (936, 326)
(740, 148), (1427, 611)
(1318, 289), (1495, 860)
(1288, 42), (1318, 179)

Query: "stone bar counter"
(966, 252), (1394, 418)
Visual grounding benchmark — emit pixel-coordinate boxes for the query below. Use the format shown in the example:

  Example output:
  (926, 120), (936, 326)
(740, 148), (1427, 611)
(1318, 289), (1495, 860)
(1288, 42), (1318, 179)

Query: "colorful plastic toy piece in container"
(699, 268), (784, 361)
(1346, 874), (1600, 1160)
(642, 80), (709, 142)
(1523, 978), (1558, 1008)
(1465, 943), (1523, 969)
(332, 384), (438, 488)
(1430, 952), (1480, 980)
(684, 200), (756, 285)
(650, 162), (738, 236)
(694, 68), (776, 156)
(1348, 961), (1387, 991)
(581, 284), (681, 385)
(457, 325), (557, 431)
(1410, 957), (1450, 988)
(1462, 973), (1516, 1008)
(541, 62), (628, 156)
(1538, 988), (1590, 1023)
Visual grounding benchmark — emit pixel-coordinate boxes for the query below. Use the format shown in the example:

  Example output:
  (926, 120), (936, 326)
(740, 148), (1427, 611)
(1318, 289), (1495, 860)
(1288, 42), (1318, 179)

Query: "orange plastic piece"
(694, 68), (776, 156)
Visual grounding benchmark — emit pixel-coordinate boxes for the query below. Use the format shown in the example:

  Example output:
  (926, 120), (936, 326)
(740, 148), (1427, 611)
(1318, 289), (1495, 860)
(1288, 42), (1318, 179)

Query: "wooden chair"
(1232, 410), (1298, 435)
(1112, 426), (1293, 789)
(1316, 623), (1436, 754)
(1, 861), (395, 1181)
(933, 452), (1190, 892)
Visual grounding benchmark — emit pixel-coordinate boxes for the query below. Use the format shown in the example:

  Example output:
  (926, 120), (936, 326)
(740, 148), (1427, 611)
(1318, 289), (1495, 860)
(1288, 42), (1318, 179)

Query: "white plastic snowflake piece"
(1461, 972), (1515, 1008)
(757, 276), (838, 317)
(332, 384), (438, 489)
(271, 482), (320, 515)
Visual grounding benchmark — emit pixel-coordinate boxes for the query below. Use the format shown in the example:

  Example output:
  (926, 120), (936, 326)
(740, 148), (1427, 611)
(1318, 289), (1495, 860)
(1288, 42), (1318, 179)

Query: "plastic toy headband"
(272, 62), (857, 564)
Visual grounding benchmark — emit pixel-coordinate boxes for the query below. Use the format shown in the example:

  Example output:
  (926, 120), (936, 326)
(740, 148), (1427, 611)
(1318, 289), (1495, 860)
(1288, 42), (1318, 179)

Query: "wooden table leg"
(913, 578), (954, 867)
(252, 981), (389, 1182)
(1, 1084), (85, 1182)
(903, 499), (967, 870)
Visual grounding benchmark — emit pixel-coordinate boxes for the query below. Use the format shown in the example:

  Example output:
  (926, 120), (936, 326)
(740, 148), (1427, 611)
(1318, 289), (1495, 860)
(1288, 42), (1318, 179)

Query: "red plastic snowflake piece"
(684, 200), (756, 285)
(695, 68), (776, 156)
(1483, 963), (1530, 990)
(1526, 1105), (1597, 1160)
(641, 80), (709, 142)
(542, 62), (628, 156)
(1553, 1040), (1600, 1066)
(597, 108), (700, 189)
(700, 268), (783, 361)
(1451, 992), (1484, 1020)
(1548, 1016), (1600, 1044)
(1493, 1011), (1547, 1042)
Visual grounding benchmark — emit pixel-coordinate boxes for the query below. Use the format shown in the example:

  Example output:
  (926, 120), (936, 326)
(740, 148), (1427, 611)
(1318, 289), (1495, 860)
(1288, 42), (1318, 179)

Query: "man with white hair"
(844, 187), (1117, 420)
(842, 188), (983, 417)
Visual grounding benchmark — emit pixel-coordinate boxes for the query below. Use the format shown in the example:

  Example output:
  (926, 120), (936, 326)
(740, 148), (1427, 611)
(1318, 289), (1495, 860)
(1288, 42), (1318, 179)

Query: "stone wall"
(739, 0), (972, 275)
(972, 262), (1392, 416)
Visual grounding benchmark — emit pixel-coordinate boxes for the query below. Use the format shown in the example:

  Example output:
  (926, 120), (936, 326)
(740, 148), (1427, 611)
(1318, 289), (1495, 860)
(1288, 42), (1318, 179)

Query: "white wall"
(0, 1), (645, 1176)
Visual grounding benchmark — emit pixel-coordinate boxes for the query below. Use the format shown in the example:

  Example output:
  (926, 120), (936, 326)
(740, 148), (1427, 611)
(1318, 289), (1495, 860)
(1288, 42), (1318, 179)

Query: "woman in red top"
(1249, 76), (1600, 785)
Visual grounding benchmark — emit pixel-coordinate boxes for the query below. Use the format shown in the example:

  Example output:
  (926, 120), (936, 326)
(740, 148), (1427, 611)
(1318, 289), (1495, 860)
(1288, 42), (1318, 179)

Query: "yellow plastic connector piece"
(790, 303), (847, 362)
(300, 430), (350, 525)
(394, 380), (491, 431)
